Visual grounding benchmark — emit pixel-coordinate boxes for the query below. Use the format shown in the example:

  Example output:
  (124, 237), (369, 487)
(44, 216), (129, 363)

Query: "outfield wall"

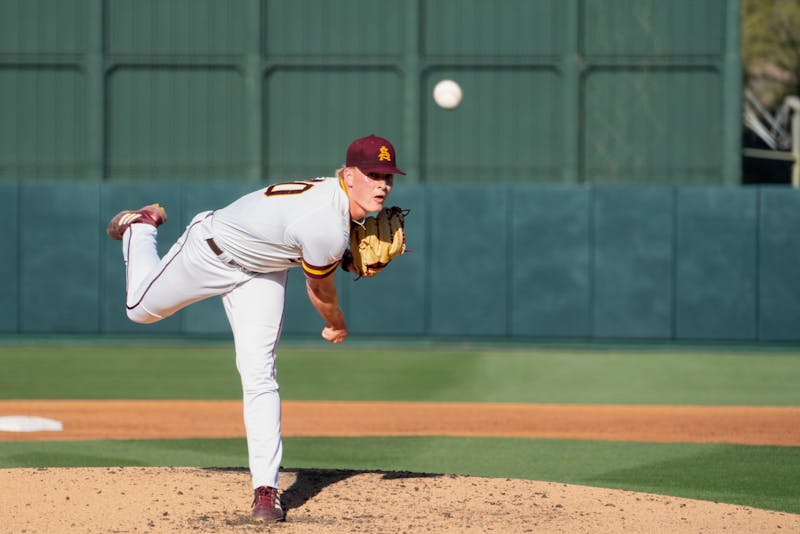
(1, 1), (759, 341)
(0, 0), (741, 186)
(2, 181), (799, 342)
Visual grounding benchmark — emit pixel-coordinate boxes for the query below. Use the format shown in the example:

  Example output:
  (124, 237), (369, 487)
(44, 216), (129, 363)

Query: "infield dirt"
(1, 400), (799, 533)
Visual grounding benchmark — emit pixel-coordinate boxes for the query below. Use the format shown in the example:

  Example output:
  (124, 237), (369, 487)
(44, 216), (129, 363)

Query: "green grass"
(0, 436), (797, 514)
(1, 343), (799, 404)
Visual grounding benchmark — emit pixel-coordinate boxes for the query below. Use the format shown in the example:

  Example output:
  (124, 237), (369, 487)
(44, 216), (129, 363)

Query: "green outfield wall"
(1, 181), (799, 342)
(1, 0), (741, 185)
(1, 1), (768, 342)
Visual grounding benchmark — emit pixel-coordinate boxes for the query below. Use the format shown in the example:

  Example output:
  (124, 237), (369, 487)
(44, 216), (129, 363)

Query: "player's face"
(346, 167), (394, 218)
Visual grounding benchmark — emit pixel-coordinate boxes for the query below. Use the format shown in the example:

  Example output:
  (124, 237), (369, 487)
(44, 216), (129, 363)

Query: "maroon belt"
(206, 237), (255, 273)
(206, 238), (224, 256)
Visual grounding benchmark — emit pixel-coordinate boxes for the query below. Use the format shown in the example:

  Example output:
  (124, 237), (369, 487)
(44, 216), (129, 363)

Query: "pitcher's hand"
(322, 326), (348, 344)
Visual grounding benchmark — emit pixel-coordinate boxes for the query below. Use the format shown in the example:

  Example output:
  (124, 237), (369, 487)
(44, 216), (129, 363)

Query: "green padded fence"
(3, 182), (800, 342)
(0, 0), (741, 185)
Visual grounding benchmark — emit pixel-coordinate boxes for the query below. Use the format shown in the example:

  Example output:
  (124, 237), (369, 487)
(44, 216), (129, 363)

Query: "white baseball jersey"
(211, 177), (350, 278)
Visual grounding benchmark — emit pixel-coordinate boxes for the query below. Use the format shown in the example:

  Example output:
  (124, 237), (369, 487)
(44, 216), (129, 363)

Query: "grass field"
(1, 340), (799, 514)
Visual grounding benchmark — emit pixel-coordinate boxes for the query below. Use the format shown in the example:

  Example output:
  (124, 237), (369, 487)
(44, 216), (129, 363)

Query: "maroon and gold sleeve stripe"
(302, 259), (340, 279)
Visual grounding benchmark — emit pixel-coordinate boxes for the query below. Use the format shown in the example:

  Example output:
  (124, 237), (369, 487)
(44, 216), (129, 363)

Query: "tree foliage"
(742, 0), (800, 109)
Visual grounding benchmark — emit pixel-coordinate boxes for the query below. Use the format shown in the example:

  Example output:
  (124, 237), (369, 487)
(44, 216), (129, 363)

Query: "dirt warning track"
(1, 400), (798, 445)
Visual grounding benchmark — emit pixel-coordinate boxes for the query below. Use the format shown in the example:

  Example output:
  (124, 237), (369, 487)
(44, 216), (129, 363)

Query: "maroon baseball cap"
(345, 134), (406, 175)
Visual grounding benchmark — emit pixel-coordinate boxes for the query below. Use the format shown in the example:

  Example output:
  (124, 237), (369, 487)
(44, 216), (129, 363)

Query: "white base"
(0, 416), (64, 432)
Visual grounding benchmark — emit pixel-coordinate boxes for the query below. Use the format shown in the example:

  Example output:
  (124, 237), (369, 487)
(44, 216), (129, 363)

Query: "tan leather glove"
(346, 206), (408, 278)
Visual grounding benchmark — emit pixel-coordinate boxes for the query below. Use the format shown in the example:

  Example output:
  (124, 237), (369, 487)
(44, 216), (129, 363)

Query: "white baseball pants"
(121, 211), (286, 490)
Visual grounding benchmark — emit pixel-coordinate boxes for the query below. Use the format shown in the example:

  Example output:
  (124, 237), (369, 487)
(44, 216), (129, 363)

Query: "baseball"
(433, 79), (463, 110)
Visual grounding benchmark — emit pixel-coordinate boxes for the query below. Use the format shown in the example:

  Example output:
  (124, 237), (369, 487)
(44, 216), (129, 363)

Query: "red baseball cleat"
(106, 203), (167, 240)
(251, 485), (285, 522)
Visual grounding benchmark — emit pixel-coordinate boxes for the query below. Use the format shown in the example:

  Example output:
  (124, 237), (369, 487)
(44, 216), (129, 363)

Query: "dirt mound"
(2, 466), (798, 533)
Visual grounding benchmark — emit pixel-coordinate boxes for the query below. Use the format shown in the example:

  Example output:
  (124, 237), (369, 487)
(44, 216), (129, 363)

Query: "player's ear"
(342, 167), (356, 188)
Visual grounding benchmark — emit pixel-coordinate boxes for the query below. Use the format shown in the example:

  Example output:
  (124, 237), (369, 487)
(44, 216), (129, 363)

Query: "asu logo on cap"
(345, 134), (406, 175)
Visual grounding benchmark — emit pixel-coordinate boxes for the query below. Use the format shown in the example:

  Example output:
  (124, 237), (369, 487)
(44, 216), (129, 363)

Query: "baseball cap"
(345, 134), (406, 175)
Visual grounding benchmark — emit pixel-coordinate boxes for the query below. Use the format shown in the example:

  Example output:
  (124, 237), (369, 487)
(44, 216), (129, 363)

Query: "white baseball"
(433, 79), (463, 110)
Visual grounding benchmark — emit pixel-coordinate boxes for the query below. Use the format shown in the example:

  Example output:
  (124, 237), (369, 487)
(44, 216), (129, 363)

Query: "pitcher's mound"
(1, 466), (797, 533)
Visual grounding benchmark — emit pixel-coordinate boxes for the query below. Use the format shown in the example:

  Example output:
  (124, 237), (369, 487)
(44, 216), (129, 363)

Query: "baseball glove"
(344, 206), (408, 278)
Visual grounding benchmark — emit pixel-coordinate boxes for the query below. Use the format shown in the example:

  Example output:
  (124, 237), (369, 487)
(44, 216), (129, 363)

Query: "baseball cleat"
(106, 203), (167, 240)
(251, 485), (285, 522)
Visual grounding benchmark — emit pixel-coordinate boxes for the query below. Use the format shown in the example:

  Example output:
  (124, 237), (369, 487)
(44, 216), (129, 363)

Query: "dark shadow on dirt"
(204, 467), (441, 514)
(281, 468), (441, 512)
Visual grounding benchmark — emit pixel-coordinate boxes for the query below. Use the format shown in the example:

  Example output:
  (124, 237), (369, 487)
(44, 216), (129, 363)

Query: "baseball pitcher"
(106, 134), (408, 522)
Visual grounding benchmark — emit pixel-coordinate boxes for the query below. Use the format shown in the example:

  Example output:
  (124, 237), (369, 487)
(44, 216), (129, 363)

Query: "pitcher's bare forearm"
(306, 275), (348, 343)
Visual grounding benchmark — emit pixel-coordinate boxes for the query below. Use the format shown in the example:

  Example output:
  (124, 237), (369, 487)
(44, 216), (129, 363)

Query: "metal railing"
(743, 91), (800, 187)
